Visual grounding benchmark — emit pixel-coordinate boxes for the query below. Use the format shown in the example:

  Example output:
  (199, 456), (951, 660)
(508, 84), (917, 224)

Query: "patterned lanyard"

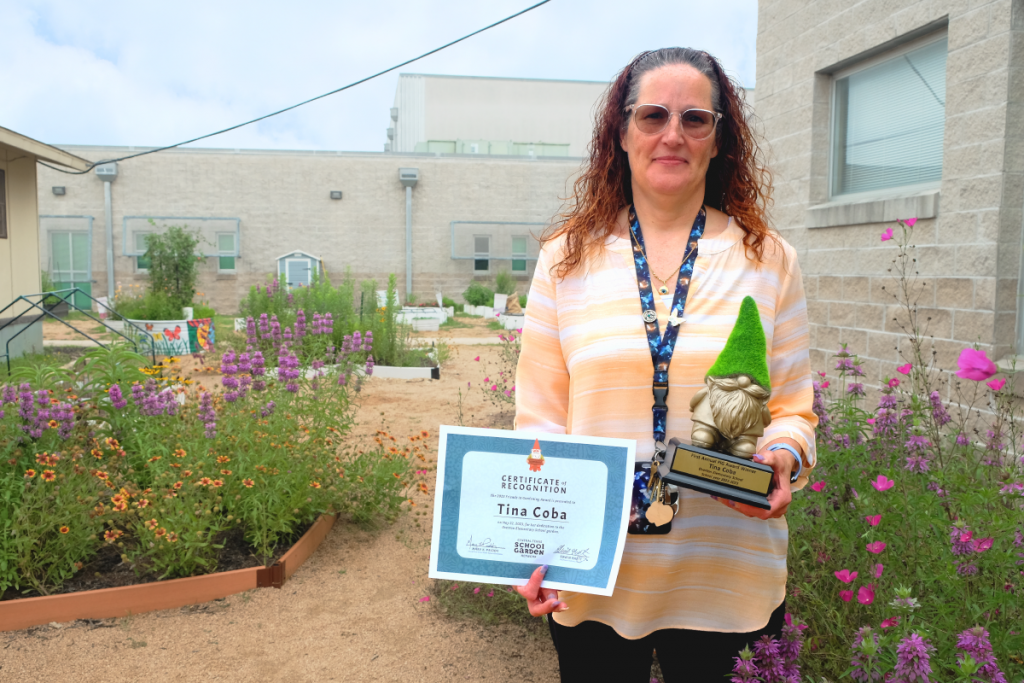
(627, 204), (706, 454)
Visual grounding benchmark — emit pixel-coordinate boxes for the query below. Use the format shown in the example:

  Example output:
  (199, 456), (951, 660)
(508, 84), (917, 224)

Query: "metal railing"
(0, 287), (156, 372)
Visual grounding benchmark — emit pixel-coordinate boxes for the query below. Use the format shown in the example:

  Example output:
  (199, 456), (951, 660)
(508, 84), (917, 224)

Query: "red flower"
(810, 481), (826, 492)
(154, 527), (167, 537)
(220, 469), (232, 476)
(217, 456), (231, 464)
(23, 469), (36, 479)
(866, 541), (886, 554)
(172, 481), (183, 490)
(881, 616), (900, 628)
(41, 470), (56, 482)
(242, 478), (254, 488)
(198, 477), (212, 486)
(144, 519), (158, 531)
(59, 525), (70, 534)
(309, 481), (321, 489)
(212, 479), (224, 488)
(104, 529), (124, 543)
(167, 532), (179, 543)
(173, 449), (187, 458)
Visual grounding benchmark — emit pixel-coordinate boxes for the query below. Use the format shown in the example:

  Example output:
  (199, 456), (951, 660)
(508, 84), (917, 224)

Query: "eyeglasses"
(627, 104), (722, 140)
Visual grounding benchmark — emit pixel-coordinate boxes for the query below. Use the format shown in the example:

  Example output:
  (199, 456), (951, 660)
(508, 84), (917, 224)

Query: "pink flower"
(820, 380), (830, 389)
(835, 569), (858, 584)
(491, 384), (498, 391)
(903, 218), (917, 227)
(487, 591), (494, 597)
(858, 584), (876, 605)
(811, 481), (827, 492)
(871, 475), (895, 492)
(874, 563), (884, 579)
(840, 590), (854, 602)
(451, 584), (459, 590)
(972, 537), (993, 553)
(880, 227), (894, 241)
(473, 356), (480, 361)
(419, 596), (430, 603)
(896, 363), (912, 375)
(987, 378), (1006, 392)
(881, 616), (900, 628)
(955, 348), (997, 381)
(474, 587), (481, 594)
(818, 371), (826, 378)
(516, 328), (523, 334)
(866, 514), (882, 526)
(866, 418), (876, 425)
(866, 541), (887, 554)
(887, 378), (900, 389)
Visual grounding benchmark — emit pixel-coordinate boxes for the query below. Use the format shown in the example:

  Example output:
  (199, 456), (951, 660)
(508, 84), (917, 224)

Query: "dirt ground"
(2, 319), (559, 683)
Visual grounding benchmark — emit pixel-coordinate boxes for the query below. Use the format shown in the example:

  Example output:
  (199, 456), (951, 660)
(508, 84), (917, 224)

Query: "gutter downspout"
(104, 180), (114, 299)
(405, 185), (412, 300)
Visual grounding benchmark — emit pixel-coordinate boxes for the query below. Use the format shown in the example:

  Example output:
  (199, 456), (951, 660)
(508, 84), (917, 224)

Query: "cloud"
(0, 0), (757, 154)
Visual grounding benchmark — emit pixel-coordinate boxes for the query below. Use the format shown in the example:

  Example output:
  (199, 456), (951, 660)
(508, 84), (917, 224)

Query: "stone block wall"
(37, 148), (580, 314)
(757, 0), (1023, 395)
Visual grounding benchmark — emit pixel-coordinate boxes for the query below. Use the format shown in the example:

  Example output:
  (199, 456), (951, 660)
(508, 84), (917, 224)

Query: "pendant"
(646, 501), (673, 526)
(658, 286), (669, 295)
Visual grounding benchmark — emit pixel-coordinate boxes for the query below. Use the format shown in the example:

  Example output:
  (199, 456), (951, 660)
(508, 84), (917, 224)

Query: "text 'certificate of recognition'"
(429, 426), (635, 596)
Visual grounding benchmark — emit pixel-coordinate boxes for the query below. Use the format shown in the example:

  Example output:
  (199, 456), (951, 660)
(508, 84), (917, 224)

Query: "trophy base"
(662, 440), (774, 510)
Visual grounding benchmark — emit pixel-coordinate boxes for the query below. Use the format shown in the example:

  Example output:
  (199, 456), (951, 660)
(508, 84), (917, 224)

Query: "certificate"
(429, 426), (635, 596)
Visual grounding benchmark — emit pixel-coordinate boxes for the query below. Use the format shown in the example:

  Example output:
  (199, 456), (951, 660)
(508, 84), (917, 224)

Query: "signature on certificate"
(466, 536), (504, 550)
(554, 544), (591, 563)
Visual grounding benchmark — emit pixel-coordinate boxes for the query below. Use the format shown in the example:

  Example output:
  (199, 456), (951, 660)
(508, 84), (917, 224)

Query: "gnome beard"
(691, 375), (772, 459)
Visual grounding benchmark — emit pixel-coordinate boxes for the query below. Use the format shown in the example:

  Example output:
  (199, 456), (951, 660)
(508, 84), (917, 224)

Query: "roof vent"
(95, 162), (118, 182)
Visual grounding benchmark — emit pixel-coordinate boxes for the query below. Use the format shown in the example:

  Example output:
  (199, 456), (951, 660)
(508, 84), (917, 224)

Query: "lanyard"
(627, 204), (706, 455)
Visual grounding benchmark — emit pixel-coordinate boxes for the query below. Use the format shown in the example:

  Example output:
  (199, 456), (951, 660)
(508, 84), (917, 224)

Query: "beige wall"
(37, 147), (581, 314)
(392, 74), (608, 156)
(756, 0), (1023, 393)
(0, 142), (42, 312)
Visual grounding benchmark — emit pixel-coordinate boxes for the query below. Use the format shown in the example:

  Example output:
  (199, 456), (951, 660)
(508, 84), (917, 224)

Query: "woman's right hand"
(515, 565), (569, 616)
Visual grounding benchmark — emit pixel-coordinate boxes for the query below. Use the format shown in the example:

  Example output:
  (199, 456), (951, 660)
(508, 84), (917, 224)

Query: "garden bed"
(0, 514), (336, 631)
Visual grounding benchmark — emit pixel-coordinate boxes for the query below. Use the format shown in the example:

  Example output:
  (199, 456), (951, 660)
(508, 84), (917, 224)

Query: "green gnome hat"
(705, 296), (770, 389)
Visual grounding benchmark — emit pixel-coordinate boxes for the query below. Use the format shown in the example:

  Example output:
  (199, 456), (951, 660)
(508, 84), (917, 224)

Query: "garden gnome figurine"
(506, 290), (522, 315)
(688, 296), (772, 459)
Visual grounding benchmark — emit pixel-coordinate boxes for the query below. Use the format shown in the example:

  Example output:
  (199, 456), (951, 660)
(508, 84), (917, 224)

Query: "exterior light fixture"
(52, 186), (66, 196)
(390, 107), (399, 121)
(330, 191), (343, 200)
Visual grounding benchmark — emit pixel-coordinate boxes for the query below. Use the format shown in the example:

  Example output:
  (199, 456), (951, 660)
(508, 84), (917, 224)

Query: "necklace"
(628, 208), (699, 295)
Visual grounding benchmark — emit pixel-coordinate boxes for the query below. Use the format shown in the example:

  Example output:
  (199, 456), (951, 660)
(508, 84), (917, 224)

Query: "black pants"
(547, 600), (786, 683)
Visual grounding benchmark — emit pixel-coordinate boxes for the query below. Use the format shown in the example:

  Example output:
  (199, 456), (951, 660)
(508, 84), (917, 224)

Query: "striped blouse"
(515, 218), (818, 637)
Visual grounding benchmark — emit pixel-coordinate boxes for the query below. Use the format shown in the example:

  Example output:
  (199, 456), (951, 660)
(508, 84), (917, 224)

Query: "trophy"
(661, 296), (775, 509)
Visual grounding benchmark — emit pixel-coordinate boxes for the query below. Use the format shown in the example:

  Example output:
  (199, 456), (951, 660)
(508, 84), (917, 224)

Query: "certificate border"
(428, 426), (635, 596)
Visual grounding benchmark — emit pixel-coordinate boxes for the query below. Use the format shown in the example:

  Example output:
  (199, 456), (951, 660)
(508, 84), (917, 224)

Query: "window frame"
(473, 234), (490, 274)
(511, 235), (528, 272)
(828, 31), (948, 202)
(215, 231), (237, 273)
(134, 232), (153, 273)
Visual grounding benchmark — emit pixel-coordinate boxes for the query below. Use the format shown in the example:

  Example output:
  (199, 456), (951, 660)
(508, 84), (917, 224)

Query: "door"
(285, 258), (311, 288)
(50, 231), (92, 309)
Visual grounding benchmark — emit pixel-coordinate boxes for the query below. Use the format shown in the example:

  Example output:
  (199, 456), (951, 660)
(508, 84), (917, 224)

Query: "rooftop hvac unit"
(387, 127), (394, 140)
(390, 107), (399, 121)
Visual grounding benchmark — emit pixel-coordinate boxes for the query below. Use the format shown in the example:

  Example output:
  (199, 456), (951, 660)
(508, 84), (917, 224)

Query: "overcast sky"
(1, 0), (758, 155)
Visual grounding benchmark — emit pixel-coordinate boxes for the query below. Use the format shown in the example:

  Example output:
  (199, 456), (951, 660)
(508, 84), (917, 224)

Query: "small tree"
(144, 225), (204, 309)
(494, 270), (516, 296)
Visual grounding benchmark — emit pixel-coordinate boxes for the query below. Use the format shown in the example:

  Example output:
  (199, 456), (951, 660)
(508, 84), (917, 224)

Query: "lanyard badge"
(626, 205), (705, 533)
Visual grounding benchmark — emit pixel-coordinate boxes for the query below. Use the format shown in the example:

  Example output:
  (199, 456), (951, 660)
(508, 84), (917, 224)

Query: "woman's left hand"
(713, 439), (798, 520)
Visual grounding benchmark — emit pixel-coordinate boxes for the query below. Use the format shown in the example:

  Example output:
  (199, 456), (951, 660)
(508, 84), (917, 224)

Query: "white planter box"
(105, 320), (125, 333)
(397, 306), (448, 325)
(465, 305), (495, 318)
(411, 318), (440, 332)
(499, 314), (525, 330)
(369, 365), (440, 380)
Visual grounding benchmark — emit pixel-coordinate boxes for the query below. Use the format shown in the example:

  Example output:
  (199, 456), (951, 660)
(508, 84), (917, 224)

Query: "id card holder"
(627, 461), (671, 535)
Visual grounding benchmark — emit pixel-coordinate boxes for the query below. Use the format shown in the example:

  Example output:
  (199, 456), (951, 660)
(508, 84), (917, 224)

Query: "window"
(216, 232), (236, 272)
(134, 232), (152, 272)
(0, 169), (6, 239)
(831, 36), (947, 197)
(473, 235), (490, 273)
(511, 236), (527, 272)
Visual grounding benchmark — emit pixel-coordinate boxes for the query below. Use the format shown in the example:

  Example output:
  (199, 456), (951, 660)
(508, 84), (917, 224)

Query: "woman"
(514, 48), (817, 682)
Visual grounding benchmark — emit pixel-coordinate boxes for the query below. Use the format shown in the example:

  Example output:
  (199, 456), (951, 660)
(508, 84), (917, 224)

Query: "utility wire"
(40, 0), (551, 175)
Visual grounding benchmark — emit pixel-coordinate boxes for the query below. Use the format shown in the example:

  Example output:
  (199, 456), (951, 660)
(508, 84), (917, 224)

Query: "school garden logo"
(526, 438), (545, 472)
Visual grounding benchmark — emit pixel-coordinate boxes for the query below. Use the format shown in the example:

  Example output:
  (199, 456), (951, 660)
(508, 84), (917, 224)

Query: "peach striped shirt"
(515, 218), (817, 637)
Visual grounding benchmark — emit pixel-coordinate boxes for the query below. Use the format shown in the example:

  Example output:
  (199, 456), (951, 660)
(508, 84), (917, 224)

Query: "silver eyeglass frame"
(626, 104), (723, 140)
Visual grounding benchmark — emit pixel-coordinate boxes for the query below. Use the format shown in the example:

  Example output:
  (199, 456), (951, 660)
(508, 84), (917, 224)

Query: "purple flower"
(365, 355), (375, 376)
(260, 400), (276, 418)
(108, 384), (128, 409)
(956, 432), (970, 447)
(324, 312), (333, 335)
(224, 390), (239, 403)
(956, 627), (1007, 683)
(847, 383), (865, 397)
(928, 391), (951, 427)
(285, 382), (299, 394)
(730, 646), (760, 683)
(904, 455), (931, 473)
(849, 626), (882, 682)
(753, 635), (785, 683)
(199, 391), (216, 438)
(892, 633), (934, 682)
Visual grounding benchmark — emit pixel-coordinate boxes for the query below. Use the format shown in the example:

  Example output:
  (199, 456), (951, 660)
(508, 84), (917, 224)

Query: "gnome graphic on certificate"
(526, 439), (545, 472)
(688, 296), (772, 459)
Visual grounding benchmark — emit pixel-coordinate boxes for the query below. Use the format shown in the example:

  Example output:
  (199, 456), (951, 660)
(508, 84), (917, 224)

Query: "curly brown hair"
(544, 48), (775, 279)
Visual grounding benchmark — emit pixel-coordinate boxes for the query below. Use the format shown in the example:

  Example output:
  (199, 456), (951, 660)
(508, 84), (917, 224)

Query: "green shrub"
(115, 290), (183, 321)
(463, 283), (494, 307)
(192, 305), (216, 319)
(441, 296), (463, 313)
(144, 225), (204, 310)
(494, 270), (516, 296)
(519, 294), (527, 309)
